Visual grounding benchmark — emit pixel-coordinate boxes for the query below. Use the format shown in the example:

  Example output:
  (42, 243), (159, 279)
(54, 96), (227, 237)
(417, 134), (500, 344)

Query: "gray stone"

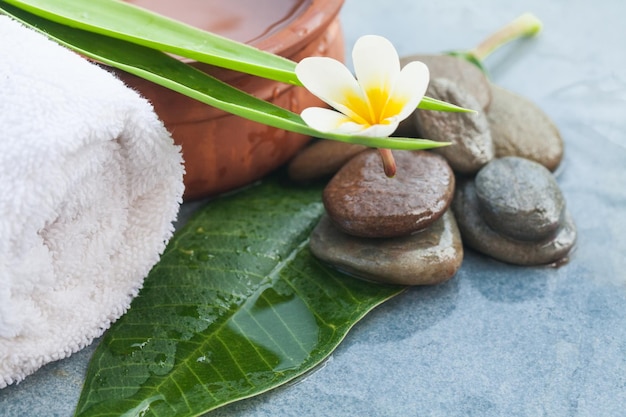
(452, 179), (576, 266)
(415, 78), (494, 175)
(475, 157), (565, 241)
(287, 140), (367, 183)
(323, 150), (455, 238)
(396, 54), (491, 137)
(400, 54), (492, 111)
(310, 210), (463, 286)
(487, 84), (564, 172)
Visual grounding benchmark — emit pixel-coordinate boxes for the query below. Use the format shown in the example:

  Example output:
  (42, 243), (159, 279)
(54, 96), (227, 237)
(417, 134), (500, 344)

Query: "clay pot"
(116, 0), (345, 200)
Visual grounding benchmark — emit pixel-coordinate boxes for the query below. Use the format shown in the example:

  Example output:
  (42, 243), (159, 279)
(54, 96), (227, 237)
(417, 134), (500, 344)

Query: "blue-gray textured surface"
(1, 0), (625, 416)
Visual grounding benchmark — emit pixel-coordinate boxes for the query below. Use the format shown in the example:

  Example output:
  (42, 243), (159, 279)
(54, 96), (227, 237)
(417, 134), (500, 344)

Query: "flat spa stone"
(396, 54), (492, 137)
(287, 140), (367, 183)
(415, 78), (494, 175)
(323, 150), (455, 238)
(487, 84), (564, 172)
(452, 179), (576, 266)
(310, 210), (463, 286)
(475, 157), (565, 241)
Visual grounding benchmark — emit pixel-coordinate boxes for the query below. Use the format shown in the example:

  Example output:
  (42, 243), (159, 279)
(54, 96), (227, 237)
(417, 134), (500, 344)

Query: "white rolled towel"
(0, 16), (185, 388)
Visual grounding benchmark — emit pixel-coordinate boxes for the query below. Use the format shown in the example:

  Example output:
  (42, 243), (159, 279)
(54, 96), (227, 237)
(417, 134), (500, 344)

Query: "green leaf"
(418, 95), (477, 113)
(1, 0), (299, 84)
(445, 50), (488, 74)
(0, 1), (455, 151)
(74, 177), (403, 417)
(1, 0), (472, 116)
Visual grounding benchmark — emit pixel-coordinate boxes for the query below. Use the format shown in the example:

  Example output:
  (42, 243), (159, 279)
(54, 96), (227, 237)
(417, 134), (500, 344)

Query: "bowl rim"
(250, 0), (345, 57)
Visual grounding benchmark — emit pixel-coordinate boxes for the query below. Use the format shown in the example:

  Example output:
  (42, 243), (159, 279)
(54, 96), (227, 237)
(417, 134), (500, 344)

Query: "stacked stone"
(402, 53), (564, 173)
(288, 54), (576, 284)
(452, 157), (576, 265)
(309, 150), (463, 286)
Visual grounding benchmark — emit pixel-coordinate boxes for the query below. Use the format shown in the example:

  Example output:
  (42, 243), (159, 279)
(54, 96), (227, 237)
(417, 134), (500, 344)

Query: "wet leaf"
(74, 178), (403, 417)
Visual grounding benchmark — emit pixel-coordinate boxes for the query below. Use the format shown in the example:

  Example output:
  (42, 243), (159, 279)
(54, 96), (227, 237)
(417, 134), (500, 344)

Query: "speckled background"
(1, 0), (625, 416)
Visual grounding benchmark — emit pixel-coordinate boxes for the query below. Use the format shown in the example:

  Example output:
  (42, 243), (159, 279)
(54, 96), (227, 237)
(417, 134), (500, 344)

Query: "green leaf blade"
(418, 96), (477, 113)
(74, 179), (403, 417)
(0, 2), (454, 151)
(1, 0), (474, 117)
(2, 0), (299, 84)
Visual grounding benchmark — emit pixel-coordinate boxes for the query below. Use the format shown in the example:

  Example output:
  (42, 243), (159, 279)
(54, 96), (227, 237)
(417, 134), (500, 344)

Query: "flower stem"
(469, 13), (543, 62)
(378, 149), (397, 178)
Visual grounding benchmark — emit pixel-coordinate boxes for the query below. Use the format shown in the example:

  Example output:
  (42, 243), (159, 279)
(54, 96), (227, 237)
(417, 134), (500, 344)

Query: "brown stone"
(310, 210), (463, 286)
(323, 150), (455, 238)
(487, 84), (564, 172)
(287, 140), (367, 183)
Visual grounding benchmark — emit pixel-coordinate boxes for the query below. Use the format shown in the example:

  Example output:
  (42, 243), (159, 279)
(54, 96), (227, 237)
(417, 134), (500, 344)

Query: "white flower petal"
(300, 107), (354, 133)
(296, 35), (424, 139)
(358, 122), (400, 138)
(334, 121), (373, 135)
(295, 57), (367, 122)
(301, 107), (398, 137)
(389, 60), (430, 121)
(352, 35), (400, 97)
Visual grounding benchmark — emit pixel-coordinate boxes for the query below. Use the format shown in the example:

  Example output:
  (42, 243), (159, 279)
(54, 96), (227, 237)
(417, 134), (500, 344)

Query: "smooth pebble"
(487, 84), (564, 171)
(310, 210), (463, 286)
(397, 54), (492, 137)
(323, 150), (455, 238)
(287, 140), (367, 183)
(475, 157), (565, 241)
(452, 176), (576, 266)
(415, 78), (494, 174)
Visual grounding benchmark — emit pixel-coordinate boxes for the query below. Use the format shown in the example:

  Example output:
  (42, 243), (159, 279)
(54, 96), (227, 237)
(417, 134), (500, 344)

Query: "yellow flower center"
(342, 86), (404, 127)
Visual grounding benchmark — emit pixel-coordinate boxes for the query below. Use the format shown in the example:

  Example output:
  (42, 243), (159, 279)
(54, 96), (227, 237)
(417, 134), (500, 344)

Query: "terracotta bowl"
(115, 0), (345, 200)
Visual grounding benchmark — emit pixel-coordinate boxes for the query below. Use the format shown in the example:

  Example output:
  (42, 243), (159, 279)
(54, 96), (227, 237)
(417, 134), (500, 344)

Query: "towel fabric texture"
(0, 16), (185, 388)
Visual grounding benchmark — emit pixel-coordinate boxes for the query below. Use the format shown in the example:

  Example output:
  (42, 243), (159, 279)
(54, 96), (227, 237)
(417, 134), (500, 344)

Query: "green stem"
(470, 13), (543, 62)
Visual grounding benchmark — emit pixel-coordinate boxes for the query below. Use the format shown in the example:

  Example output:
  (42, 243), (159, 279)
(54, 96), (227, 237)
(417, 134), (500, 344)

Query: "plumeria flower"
(295, 35), (430, 177)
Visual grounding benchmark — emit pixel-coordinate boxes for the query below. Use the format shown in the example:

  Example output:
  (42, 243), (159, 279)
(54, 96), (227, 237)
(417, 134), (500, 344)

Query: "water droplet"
(179, 248), (194, 260)
(289, 94), (299, 112)
(130, 340), (149, 350)
(271, 86), (281, 101)
(122, 395), (165, 417)
(154, 353), (167, 364)
(197, 251), (215, 261)
(317, 40), (328, 54)
(96, 376), (108, 387)
(196, 355), (211, 364)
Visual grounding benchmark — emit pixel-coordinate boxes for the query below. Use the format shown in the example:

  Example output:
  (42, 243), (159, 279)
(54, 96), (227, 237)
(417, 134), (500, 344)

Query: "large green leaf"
(74, 177), (404, 417)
